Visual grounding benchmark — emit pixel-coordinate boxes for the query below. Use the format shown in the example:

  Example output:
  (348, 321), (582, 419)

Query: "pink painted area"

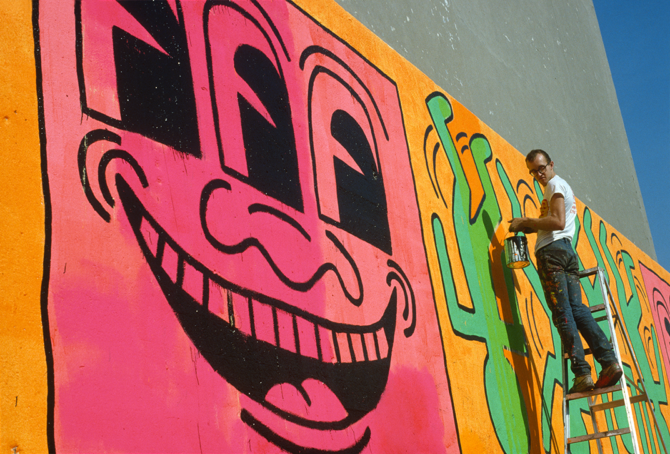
(39, 0), (459, 451)
(640, 263), (670, 379)
(371, 367), (452, 453)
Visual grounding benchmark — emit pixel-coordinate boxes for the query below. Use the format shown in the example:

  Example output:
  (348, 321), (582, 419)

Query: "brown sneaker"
(595, 362), (623, 388)
(569, 375), (595, 394)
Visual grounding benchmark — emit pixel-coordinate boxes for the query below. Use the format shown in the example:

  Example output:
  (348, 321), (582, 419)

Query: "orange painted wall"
(3, 0), (670, 453)
(0, 1), (48, 452)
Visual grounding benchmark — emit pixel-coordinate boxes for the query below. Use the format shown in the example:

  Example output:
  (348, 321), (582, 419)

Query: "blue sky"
(592, 0), (670, 272)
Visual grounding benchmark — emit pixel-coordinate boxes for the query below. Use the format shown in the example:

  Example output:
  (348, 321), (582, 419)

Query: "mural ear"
(78, 129), (148, 222)
(387, 260), (417, 338)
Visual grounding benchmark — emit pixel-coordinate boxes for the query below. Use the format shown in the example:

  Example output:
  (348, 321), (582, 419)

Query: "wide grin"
(116, 175), (397, 430)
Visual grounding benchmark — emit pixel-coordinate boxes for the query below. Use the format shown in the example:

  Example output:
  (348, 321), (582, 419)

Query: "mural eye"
(330, 109), (391, 254)
(111, 1), (200, 156)
(234, 44), (303, 212)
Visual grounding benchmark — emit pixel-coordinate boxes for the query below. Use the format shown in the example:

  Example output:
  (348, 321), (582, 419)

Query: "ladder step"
(566, 385), (622, 401)
(589, 394), (649, 412)
(578, 267), (599, 278)
(589, 303), (606, 313)
(568, 427), (631, 444)
(594, 313), (619, 323)
(564, 348), (594, 359)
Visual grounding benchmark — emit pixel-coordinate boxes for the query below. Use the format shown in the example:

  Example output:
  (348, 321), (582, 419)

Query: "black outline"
(33, 0), (56, 450)
(241, 410), (371, 454)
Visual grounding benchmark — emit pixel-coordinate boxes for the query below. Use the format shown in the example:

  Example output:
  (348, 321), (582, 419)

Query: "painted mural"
(4, 0), (668, 452)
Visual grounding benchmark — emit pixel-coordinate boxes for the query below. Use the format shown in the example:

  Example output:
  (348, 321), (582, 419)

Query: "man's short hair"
(526, 149), (552, 164)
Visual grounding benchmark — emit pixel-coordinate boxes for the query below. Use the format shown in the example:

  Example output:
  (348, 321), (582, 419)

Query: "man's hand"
(508, 218), (535, 234)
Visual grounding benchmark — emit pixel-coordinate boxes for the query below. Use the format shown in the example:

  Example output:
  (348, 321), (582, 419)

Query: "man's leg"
(537, 244), (592, 382)
(565, 273), (617, 365)
(563, 243), (622, 388)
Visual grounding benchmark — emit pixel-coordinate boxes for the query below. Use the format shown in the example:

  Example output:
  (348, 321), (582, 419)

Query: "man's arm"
(509, 194), (565, 233)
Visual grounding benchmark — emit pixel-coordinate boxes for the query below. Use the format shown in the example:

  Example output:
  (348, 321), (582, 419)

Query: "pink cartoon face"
(74, 0), (418, 451)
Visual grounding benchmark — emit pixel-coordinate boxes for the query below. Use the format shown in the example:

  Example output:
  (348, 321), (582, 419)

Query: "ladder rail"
(563, 344), (570, 454)
(596, 268), (641, 454)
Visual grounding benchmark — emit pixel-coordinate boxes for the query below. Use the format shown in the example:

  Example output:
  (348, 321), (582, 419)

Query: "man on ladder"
(509, 149), (622, 393)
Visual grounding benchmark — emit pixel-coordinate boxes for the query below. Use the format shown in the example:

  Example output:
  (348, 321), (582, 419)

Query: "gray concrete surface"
(334, 0), (656, 259)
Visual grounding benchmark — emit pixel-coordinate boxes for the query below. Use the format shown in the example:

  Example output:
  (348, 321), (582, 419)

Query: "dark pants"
(536, 238), (616, 377)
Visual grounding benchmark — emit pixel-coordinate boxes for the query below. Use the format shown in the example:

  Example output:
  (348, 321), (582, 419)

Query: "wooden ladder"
(562, 267), (668, 453)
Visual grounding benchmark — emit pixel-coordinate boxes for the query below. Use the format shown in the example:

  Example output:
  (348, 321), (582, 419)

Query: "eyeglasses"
(529, 163), (550, 177)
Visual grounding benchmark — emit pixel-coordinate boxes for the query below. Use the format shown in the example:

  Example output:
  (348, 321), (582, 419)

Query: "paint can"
(505, 235), (530, 269)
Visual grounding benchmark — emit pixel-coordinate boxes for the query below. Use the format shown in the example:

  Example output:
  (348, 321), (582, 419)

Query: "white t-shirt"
(535, 175), (577, 253)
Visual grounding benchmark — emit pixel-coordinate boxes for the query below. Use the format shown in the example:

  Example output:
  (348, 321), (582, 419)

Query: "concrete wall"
(2, 0), (669, 452)
(335, 0), (656, 260)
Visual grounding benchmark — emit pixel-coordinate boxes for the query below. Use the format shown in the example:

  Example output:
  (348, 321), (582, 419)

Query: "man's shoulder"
(548, 175), (572, 192)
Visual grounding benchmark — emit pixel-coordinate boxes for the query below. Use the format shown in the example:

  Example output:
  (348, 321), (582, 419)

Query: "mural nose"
(199, 179), (362, 304)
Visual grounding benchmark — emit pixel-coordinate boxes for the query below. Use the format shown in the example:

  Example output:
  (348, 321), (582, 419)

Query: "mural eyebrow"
(248, 0), (290, 61)
(299, 45), (388, 140)
(204, 1), (288, 65)
(248, 203), (310, 241)
(516, 179), (533, 193)
(308, 67), (379, 161)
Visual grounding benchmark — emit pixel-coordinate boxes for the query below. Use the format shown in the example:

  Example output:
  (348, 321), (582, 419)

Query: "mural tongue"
(265, 380), (349, 423)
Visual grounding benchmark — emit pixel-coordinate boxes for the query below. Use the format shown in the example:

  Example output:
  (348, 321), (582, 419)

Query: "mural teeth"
(231, 291), (252, 336)
(139, 216), (159, 257)
(207, 281), (231, 324)
(252, 298), (277, 346)
(335, 332), (352, 363)
(363, 332), (378, 360)
(317, 325), (337, 363)
(182, 261), (203, 305)
(375, 327), (389, 359)
(295, 316), (319, 360)
(349, 333), (366, 362)
(275, 308), (297, 353)
(161, 240), (180, 283)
